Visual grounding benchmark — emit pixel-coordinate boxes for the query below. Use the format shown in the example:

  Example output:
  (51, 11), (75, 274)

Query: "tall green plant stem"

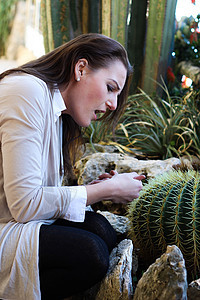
(41, 0), (83, 52)
(110, 0), (129, 48)
(142, 0), (177, 95)
(40, 0), (178, 96)
(128, 0), (148, 93)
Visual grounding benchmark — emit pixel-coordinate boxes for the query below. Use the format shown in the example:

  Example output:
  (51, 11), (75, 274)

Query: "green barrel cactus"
(127, 169), (200, 279)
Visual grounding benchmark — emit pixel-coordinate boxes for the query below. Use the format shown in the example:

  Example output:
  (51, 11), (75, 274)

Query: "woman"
(0, 33), (145, 299)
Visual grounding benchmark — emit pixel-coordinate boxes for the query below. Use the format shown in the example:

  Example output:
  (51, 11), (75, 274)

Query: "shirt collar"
(52, 89), (67, 123)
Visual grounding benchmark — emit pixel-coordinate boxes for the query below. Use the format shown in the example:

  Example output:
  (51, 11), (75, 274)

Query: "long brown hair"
(0, 33), (133, 179)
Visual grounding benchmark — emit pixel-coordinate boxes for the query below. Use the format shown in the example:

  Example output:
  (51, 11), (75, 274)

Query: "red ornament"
(167, 67), (175, 83)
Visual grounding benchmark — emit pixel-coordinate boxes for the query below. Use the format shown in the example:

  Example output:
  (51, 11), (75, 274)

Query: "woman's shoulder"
(0, 73), (52, 117)
(1, 73), (48, 96)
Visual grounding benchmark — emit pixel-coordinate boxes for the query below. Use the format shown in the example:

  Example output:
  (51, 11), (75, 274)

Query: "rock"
(92, 200), (127, 216)
(133, 245), (188, 300)
(177, 155), (200, 171)
(74, 152), (181, 185)
(64, 239), (134, 300)
(187, 278), (200, 299)
(96, 239), (134, 300)
(97, 210), (130, 235)
(96, 211), (138, 277)
(82, 143), (120, 157)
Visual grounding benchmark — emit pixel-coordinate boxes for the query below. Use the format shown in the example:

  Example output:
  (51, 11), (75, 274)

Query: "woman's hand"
(85, 171), (146, 206)
(88, 170), (118, 184)
(107, 172), (145, 203)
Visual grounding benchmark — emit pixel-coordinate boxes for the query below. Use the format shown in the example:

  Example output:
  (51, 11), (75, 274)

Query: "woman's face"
(61, 59), (127, 127)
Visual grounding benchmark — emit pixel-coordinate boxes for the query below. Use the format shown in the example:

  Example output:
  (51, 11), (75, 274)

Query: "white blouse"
(0, 73), (87, 299)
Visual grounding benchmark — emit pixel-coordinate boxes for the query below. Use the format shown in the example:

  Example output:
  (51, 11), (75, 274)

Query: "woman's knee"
(84, 211), (117, 252)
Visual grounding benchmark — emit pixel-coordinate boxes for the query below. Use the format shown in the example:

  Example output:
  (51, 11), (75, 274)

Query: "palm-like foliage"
(82, 119), (112, 152)
(0, 0), (17, 56)
(83, 86), (200, 160)
(115, 86), (195, 159)
(83, 117), (135, 154)
(181, 91), (200, 157)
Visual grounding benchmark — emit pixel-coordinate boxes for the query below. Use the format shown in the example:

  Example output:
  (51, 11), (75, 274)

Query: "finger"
(110, 170), (118, 176)
(88, 178), (110, 185)
(134, 175), (146, 181)
(88, 180), (101, 185)
(98, 173), (112, 179)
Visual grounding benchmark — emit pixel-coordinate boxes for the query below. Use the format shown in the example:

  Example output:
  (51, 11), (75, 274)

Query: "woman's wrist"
(85, 179), (115, 206)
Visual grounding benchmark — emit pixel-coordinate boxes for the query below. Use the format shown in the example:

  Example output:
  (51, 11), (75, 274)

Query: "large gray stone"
(97, 210), (130, 235)
(64, 239), (134, 300)
(133, 245), (188, 300)
(82, 143), (119, 157)
(188, 278), (200, 299)
(96, 239), (134, 300)
(75, 153), (180, 185)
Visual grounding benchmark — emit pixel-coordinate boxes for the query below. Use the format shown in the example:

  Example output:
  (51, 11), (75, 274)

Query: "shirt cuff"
(62, 185), (87, 222)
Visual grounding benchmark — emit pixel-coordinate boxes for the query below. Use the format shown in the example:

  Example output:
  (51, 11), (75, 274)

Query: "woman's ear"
(74, 59), (88, 82)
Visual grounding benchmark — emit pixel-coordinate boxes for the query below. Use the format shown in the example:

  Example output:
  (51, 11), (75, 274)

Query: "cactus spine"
(127, 169), (200, 279)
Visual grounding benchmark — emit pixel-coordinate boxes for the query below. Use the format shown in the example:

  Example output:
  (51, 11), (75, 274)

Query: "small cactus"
(127, 169), (200, 279)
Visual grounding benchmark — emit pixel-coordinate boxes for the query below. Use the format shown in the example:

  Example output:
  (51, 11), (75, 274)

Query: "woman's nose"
(106, 97), (117, 111)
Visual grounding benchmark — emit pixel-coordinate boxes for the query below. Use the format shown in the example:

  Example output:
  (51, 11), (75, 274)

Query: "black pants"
(39, 211), (117, 300)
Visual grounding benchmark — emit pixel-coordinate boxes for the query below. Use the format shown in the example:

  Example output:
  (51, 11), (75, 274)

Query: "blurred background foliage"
(174, 14), (200, 66)
(1, 0), (200, 160)
(0, 0), (18, 56)
(40, 0), (178, 96)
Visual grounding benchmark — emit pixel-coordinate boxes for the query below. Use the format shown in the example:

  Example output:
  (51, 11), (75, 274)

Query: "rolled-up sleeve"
(0, 75), (87, 223)
(62, 186), (87, 222)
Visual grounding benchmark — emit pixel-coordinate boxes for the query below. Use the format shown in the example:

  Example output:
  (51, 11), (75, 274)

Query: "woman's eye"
(107, 84), (114, 92)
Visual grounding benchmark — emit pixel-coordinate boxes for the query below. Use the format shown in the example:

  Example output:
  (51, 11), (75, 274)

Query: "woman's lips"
(93, 110), (106, 121)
